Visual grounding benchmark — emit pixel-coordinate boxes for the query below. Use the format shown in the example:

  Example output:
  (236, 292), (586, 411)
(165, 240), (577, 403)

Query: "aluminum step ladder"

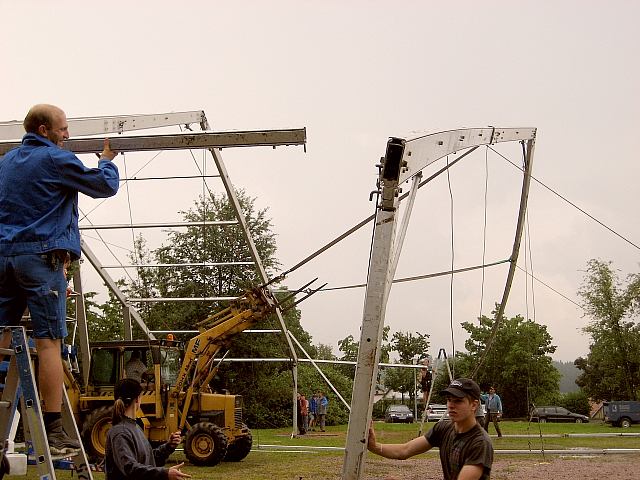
(0, 327), (92, 479)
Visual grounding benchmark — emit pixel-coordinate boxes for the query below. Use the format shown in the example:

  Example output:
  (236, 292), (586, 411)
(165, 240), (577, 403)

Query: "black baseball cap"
(441, 378), (481, 400)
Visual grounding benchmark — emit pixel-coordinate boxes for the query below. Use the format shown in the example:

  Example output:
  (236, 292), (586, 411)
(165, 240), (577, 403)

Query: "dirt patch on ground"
(361, 453), (640, 479)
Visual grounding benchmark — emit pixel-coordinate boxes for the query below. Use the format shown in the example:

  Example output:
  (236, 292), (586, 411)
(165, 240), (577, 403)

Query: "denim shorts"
(0, 253), (68, 339)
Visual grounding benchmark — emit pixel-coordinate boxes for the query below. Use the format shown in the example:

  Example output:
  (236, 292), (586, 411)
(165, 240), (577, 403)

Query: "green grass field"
(24, 420), (640, 479)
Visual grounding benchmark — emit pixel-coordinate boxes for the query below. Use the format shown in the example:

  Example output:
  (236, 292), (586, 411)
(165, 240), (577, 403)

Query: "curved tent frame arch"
(341, 127), (536, 480)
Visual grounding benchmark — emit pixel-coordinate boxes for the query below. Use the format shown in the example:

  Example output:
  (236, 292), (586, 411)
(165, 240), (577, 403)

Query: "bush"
(560, 389), (591, 416)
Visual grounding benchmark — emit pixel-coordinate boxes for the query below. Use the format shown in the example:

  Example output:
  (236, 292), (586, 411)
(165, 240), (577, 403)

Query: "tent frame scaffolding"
(0, 111), (307, 435)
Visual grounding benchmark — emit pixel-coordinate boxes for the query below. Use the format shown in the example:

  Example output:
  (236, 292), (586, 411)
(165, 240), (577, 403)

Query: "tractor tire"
(185, 422), (228, 466)
(224, 424), (252, 462)
(81, 406), (113, 462)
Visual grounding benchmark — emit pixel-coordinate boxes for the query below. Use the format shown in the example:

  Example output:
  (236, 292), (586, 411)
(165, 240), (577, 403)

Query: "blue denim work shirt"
(0, 133), (119, 259)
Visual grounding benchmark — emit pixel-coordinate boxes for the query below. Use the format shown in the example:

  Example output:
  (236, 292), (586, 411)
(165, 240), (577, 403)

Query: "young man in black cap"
(368, 378), (493, 480)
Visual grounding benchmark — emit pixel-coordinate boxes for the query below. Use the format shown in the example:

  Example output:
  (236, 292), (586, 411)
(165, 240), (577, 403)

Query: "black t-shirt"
(426, 420), (493, 480)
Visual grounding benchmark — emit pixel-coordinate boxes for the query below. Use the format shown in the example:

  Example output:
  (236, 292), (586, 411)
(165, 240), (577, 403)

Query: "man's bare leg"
(35, 337), (79, 454)
(35, 338), (63, 412)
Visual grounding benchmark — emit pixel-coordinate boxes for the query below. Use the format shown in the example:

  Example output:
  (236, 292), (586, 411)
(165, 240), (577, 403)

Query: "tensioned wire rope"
(488, 146), (639, 252)
(76, 150), (165, 288)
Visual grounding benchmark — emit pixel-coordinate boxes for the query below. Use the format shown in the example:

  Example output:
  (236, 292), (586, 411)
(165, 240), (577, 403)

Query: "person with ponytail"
(105, 378), (191, 480)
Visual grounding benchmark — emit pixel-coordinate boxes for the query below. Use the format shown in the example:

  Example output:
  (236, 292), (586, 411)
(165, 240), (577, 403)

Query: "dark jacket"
(0, 133), (119, 259)
(105, 417), (175, 480)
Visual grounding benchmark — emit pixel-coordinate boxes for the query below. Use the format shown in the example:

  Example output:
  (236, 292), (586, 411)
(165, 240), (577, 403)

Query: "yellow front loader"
(67, 286), (279, 466)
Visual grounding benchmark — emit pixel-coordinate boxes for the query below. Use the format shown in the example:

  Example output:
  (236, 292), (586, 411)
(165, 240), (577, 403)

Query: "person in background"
(368, 378), (493, 480)
(0, 104), (119, 454)
(297, 392), (309, 435)
(481, 385), (503, 438)
(105, 378), (190, 480)
(309, 393), (318, 431)
(125, 350), (148, 383)
(419, 358), (433, 406)
(316, 391), (328, 432)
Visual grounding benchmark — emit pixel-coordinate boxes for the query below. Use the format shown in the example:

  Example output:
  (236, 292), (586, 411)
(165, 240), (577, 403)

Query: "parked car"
(425, 404), (486, 422)
(530, 406), (589, 423)
(426, 404), (447, 422)
(385, 404), (414, 423)
(604, 401), (640, 428)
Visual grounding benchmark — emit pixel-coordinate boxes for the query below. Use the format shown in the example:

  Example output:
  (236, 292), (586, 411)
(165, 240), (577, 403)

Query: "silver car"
(385, 404), (415, 423)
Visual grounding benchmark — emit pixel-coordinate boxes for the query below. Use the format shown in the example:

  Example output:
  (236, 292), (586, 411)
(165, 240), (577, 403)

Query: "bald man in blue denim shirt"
(0, 104), (119, 453)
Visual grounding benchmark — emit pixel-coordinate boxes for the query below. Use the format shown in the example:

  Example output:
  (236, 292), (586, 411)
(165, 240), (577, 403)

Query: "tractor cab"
(86, 340), (183, 393)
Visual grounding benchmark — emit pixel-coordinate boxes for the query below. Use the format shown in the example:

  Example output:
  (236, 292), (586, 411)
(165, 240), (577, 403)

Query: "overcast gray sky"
(2, 1), (638, 362)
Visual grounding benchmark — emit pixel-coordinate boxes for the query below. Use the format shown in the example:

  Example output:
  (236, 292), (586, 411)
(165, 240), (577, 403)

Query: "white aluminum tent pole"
(390, 172), (422, 278)
(79, 220), (238, 230)
(0, 129), (307, 156)
(342, 137), (405, 480)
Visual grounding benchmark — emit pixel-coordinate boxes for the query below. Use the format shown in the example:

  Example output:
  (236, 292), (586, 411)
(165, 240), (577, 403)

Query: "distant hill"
(554, 360), (580, 393)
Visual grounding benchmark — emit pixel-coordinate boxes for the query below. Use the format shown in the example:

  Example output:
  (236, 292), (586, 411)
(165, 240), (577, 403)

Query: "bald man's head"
(23, 104), (69, 147)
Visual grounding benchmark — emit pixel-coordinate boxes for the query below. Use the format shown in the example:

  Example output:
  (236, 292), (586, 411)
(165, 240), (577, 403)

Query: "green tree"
(104, 191), (352, 427)
(337, 326), (392, 384)
(575, 259), (640, 401)
(455, 309), (560, 417)
(133, 190), (279, 333)
(315, 343), (336, 361)
(381, 331), (430, 402)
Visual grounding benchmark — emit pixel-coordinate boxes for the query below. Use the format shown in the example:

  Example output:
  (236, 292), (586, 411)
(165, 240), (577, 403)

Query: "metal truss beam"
(79, 220), (238, 230)
(0, 128), (306, 156)
(0, 111), (206, 140)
